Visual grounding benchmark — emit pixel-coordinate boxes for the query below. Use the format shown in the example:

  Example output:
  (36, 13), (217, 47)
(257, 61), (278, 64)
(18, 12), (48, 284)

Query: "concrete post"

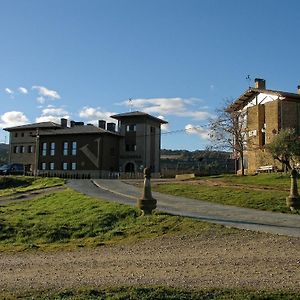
(286, 168), (300, 211)
(137, 167), (157, 215)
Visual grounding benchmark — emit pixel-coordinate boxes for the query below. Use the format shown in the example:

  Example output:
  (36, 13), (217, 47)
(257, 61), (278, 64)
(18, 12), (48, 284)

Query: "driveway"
(67, 179), (300, 238)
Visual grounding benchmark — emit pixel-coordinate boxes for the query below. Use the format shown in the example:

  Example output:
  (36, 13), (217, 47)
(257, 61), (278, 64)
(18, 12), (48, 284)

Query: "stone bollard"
(137, 167), (157, 215)
(286, 168), (300, 211)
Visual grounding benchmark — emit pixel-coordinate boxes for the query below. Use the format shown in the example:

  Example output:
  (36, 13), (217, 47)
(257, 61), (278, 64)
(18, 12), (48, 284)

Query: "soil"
(1, 232), (300, 294)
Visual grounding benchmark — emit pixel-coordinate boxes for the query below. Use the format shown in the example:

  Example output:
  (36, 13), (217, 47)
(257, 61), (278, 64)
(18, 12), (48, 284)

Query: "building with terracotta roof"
(4, 111), (167, 178)
(228, 78), (300, 173)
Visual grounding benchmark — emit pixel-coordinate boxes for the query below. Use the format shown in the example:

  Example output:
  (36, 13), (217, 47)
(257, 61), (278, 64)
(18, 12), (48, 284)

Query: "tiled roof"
(4, 122), (61, 131)
(227, 88), (300, 112)
(111, 111), (168, 124)
(39, 125), (120, 136)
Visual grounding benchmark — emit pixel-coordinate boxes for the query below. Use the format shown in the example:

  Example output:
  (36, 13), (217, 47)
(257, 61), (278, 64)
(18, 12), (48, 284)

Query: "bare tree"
(209, 101), (248, 175)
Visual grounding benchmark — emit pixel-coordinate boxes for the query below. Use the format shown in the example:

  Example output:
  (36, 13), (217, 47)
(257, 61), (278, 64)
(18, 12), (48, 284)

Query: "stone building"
(227, 78), (300, 173)
(111, 111), (167, 173)
(4, 111), (167, 178)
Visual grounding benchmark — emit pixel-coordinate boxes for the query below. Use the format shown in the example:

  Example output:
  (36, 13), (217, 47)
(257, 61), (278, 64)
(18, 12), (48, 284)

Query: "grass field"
(154, 173), (296, 213)
(1, 176), (300, 299)
(4, 286), (300, 300)
(0, 189), (233, 251)
(198, 173), (291, 188)
(0, 176), (64, 197)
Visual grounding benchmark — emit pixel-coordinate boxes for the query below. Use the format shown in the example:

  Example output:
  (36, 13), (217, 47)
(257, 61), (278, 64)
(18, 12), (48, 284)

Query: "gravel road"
(1, 231), (300, 294)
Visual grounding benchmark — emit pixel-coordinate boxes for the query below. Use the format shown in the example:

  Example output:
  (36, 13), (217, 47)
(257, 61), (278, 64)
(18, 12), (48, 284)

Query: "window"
(42, 143), (47, 156)
(71, 162), (76, 170)
(14, 133), (18, 138)
(50, 142), (55, 156)
(21, 132), (24, 137)
(28, 145), (33, 153)
(126, 144), (136, 152)
(72, 142), (77, 155)
(63, 142), (68, 156)
(50, 162), (55, 170)
(41, 162), (46, 170)
(62, 162), (68, 170)
(126, 124), (136, 132)
(13, 146), (19, 153)
(20, 146), (25, 153)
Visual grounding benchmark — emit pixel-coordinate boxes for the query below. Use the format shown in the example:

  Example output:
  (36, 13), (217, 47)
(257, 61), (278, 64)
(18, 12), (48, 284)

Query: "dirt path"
(1, 232), (300, 294)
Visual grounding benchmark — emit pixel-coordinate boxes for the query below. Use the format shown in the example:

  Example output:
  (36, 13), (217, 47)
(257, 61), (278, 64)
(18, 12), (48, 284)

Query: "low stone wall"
(175, 173), (196, 180)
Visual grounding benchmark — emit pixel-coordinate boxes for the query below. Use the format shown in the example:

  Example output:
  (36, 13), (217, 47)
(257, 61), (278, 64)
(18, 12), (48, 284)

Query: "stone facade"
(229, 79), (300, 173)
(111, 112), (167, 174)
(4, 111), (167, 178)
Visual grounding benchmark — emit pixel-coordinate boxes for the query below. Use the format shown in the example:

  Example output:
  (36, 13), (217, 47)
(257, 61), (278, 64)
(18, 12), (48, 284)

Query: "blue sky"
(1, 0), (300, 150)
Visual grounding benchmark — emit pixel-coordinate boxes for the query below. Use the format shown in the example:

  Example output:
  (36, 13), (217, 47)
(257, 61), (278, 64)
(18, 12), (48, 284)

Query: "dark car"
(0, 163), (24, 175)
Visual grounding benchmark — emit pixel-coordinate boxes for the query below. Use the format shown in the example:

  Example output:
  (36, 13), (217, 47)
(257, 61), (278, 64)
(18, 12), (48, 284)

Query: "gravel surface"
(1, 232), (300, 294)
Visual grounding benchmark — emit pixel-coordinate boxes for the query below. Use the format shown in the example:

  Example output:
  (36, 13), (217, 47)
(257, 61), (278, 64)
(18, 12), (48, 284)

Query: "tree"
(209, 102), (248, 175)
(265, 128), (300, 171)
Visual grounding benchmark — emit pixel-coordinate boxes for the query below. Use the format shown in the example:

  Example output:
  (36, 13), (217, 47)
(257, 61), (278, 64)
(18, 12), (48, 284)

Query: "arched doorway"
(125, 162), (135, 173)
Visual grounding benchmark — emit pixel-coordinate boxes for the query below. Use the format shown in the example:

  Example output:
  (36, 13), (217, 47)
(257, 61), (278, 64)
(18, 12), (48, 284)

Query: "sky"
(1, 0), (300, 150)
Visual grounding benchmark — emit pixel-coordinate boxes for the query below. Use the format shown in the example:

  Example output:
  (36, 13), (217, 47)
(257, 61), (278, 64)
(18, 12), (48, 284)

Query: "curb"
(91, 179), (137, 200)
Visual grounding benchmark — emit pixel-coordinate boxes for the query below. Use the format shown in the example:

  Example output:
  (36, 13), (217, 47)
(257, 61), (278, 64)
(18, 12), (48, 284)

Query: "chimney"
(107, 122), (116, 132)
(61, 118), (67, 128)
(98, 120), (106, 129)
(254, 78), (266, 89)
(74, 121), (84, 126)
(70, 120), (75, 127)
(297, 85), (300, 94)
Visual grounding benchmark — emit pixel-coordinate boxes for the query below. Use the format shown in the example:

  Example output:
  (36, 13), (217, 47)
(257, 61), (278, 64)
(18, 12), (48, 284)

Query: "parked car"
(0, 163), (24, 175)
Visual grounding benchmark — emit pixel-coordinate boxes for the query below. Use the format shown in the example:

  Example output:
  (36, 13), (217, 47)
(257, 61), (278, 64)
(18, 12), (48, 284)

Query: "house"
(227, 78), (300, 173)
(4, 111), (167, 178)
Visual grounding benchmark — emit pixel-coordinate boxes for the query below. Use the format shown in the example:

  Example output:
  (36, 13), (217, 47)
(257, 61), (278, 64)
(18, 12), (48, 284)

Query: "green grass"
(3, 286), (300, 300)
(0, 189), (231, 251)
(154, 173), (296, 213)
(197, 173), (291, 189)
(0, 176), (64, 197)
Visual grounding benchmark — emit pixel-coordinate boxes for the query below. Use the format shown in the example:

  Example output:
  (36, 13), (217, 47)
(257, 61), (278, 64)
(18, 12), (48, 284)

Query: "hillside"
(160, 149), (235, 176)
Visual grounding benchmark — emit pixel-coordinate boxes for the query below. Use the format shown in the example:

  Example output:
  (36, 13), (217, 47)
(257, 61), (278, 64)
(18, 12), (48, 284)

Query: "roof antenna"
(128, 98), (133, 112)
(246, 75), (251, 89)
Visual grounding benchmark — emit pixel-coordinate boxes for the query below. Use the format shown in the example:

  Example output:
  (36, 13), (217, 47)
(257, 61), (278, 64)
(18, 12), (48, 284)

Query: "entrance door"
(125, 162), (135, 173)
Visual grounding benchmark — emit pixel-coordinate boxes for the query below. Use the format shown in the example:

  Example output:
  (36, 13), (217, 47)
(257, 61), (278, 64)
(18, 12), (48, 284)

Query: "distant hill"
(160, 149), (235, 176)
(161, 149), (232, 161)
(0, 143), (9, 164)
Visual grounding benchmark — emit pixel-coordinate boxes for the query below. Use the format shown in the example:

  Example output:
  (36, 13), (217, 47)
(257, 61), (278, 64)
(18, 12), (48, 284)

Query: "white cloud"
(0, 111), (29, 128)
(79, 106), (117, 124)
(157, 115), (169, 131)
(35, 115), (67, 124)
(35, 106), (69, 124)
(36, 96), (45, 104)
(18, 87), (28, 94)
(32, 85), (61, 99)
(119, 97), (212, 121)
(185, 124), (210, 140)
(4, 88), (14, 95)
(42, 107), (68, 116)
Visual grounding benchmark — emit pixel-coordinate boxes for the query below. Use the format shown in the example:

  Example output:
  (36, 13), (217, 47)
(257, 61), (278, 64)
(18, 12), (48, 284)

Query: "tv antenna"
(246, 75), (251, 88)
(128, 98), (133, 112)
